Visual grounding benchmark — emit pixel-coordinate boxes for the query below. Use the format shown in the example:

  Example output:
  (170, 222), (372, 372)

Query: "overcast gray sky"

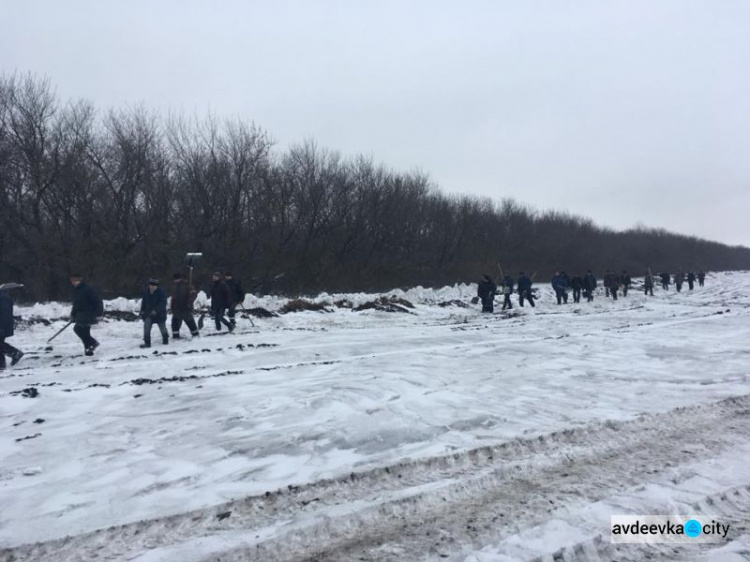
(2, 0), (748, 246)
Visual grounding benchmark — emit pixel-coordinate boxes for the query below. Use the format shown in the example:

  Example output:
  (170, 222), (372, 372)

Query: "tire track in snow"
(3, 394), (750, 562)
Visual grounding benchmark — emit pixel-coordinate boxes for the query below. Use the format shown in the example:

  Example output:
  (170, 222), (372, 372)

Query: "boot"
(162, 335), (169, 345)
(140, 341), (151, 349)
(172, 333), (181, 340)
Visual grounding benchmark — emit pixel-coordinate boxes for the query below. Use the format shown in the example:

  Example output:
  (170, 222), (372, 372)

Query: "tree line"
(1, 73), (748, 301)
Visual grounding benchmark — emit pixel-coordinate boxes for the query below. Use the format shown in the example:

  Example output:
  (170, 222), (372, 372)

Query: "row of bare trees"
(1, 74), (748, 301)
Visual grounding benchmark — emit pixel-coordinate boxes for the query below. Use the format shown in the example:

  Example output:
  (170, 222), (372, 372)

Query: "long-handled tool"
(48, 320), (73, 343)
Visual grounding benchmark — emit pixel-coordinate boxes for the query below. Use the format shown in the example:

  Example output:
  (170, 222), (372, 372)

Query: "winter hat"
(148, 278), (159, 286)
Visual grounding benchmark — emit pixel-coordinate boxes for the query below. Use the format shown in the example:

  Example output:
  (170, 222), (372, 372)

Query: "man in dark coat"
(477, 275), (497, 313)
(70, 273), (103, 356)
(501, 275), (514, 310)
(570, 274), (583, 303)
(604, 270), (618, 300)
(583, 270), (597, 302)
(687, 271), (696, 290)
(660, 272), (670, 290)
(140, 278), (168, 348)
(698, 271), (705, 287)
(170, 273), (199, 339)
(224, 272), (246, 327)
(517, 272), (535, 307)
(551, 271), (569, 305)
(210, 271), (234, 331)
(0, 288), (24, 369)
(644, 271), (655, 296)
(620, 270), (631, 297)
(675, 271), (684, 292)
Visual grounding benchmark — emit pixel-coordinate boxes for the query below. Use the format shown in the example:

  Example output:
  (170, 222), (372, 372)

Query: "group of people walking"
(139, 271), (245, 348)
(476, 269), (707, 313)
(0, 270), (247, 369)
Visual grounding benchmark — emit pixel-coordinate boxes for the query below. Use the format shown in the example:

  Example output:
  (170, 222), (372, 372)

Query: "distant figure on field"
(571, 274), (583, 303)
(140, 278), (168, 348)
(69, 273), (103, 356)
(675, 270), (685, 292)
(551, 271), (569, 305)
(687, 271), (696, 291)
(0, 287), (24, 369)
(660, 272), (670, 291)
(517, 272), (536, 307)
(501, 275), (514, 310)
(644, 271), (655, 296)
(583, 270), (597, 302)
(620, 270), (631, 297)
(698, 271), (705, 287)
(171, 272), (199, 339)
(477, 275), (497, 313)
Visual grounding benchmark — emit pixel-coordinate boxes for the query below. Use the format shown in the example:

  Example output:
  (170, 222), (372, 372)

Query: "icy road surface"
(1, 272), (749, 561)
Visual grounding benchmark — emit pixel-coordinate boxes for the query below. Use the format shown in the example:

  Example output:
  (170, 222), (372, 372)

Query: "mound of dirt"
(438, 300), (470, 308)
(245, 307), (278, 318)
(280, 299), (332, 314)
(104, 310), (140, 322)
(353, 296), (416, 314)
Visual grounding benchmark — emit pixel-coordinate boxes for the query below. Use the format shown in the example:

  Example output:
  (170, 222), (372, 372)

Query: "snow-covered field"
(2, 272), (750, 561)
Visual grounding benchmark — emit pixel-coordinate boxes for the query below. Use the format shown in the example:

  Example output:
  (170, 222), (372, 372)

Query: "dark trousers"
(143, 318), (168, 344)
(688, 281), (694, 290)
(645, 285), (654, 296)
(519, 290), (535, 307)
(662, 282), (669, 290)
(73, 324), (97, 349)
(610, 286), (618, 300)
(555, 289), (568, 304)
(572, 288), (581, 303)
(171, 311), (199, 336)
(699, 279), (704, 287)
(0, 337), (21, 369)
(585, 289), (594, 302)
(228, 303), (239, 323)
(622, 286), (628, 297)
(502, 294), (512, 310)
(481, 297), (494, 313)
(676, 283), (682, 292)
(213, 308), (233, 330)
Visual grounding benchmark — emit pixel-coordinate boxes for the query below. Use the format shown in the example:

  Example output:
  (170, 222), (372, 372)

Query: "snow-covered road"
(1, 272), (749, 561)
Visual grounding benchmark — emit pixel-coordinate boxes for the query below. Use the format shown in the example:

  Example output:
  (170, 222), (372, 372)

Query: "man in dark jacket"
(583, 271), (597, 302)
(551, 271), (569, 305)
(570, 274), (583, 303)
(140, 278), (168, 348)
(687, 271), (696, 290)
(644, 271), (655, 296)
(698, 271), (705, 287)
(224, 272), (246, 327)
(620, 271), (631, 297)
(604, 270), (618, 300)
(675, 270), (685, 292)
(210, 271), (234, 331)
(170, 273), (199, 339)
(501, 275), (514, 310)
(517, 272), (535, 307)
(660, 272), (670, 290)
(477, 275), (497, 313)
(70, 273), (103, 356)
(0, 288), (24, 369)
